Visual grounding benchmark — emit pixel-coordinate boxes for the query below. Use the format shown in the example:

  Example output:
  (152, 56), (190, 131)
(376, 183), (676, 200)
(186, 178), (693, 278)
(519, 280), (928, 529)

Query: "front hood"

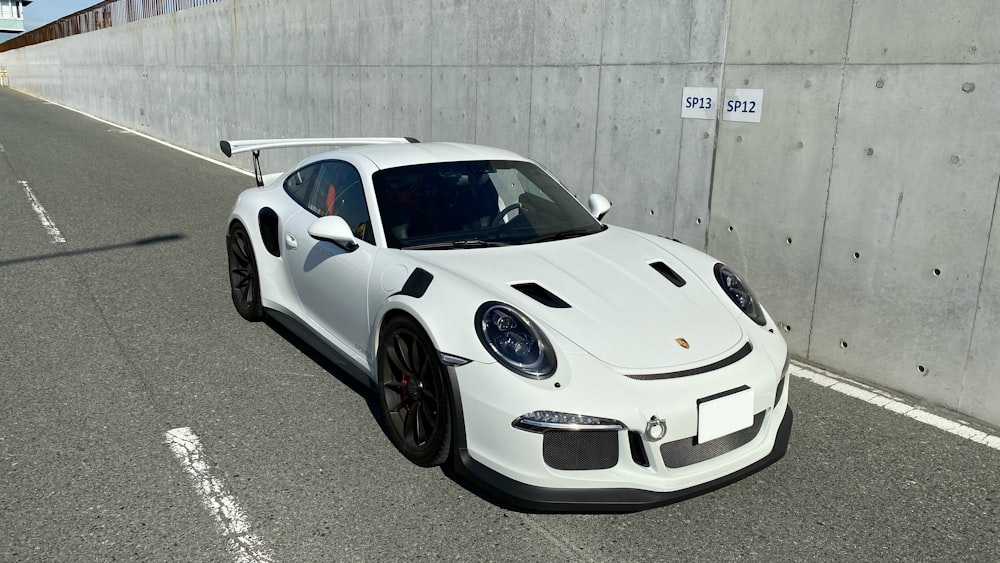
(407, 228), (745, 371)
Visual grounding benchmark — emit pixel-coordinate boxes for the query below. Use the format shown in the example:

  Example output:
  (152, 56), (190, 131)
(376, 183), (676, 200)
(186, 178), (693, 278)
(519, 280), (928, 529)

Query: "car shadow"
(0, 233), (185, 267)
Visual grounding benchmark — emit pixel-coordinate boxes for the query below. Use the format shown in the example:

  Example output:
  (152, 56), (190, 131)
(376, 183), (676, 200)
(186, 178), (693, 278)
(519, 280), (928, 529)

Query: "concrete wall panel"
(810, 64), (1000, 409)
(431, 67), (477, 142)
(359, 0), (431, 66)
(330, 67), (363, 136)
(528, 66), (600, 197)
(602, 0), (727, 64)
(726, 0), (852, 64)
(360, 68), (394, 136)
(360, 67), (432, 139)
(305, 65), (335, 137)
(476, 0), (533, 66)
(284, 65), (311, 138)
(262, 0), (287, 67)
(593, 64), (684, 236)
(708, 64), (843, 355)
(432, 0), (475, 66)
(473, 67), (531, 156)
(284, 2), (307, 66)
(848, 0), (1000, 64)
(308, 0), (360, 66)
(531, 0), (603, 65)
(672, 65), (722, 249)
(962, 187), (1000, 423)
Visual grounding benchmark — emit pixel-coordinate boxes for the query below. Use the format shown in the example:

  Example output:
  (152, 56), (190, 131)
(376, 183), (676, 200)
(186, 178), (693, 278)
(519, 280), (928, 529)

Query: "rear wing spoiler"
(219, 137), (420, 186)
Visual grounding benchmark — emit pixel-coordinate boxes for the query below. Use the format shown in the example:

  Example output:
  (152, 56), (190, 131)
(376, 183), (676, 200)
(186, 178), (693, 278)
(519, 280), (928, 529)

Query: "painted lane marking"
(165, 427), (275, 563)
(791, 361), (1000, 451)
(0, 142), (6, 152)
(17, 180), (66, 243)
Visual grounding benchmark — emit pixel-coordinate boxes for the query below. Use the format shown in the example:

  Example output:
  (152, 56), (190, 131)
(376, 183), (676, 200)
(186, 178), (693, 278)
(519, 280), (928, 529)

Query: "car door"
(281, 160), (377, 362)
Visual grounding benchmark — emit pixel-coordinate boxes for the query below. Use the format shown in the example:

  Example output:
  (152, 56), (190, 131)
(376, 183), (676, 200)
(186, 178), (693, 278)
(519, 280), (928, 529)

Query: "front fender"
(371, 276), (500, 367)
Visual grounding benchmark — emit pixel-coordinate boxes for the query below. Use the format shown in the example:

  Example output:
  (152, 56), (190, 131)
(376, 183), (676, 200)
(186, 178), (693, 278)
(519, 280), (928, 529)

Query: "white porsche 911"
(221, 137), (792, 511)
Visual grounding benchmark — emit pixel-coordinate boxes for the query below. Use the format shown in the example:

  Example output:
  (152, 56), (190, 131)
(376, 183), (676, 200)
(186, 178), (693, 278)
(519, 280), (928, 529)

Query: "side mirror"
(308, 215), (359, 252)
(588, 194), (612, 221)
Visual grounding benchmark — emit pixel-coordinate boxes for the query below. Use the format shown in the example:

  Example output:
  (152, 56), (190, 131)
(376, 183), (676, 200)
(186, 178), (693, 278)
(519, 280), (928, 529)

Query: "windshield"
(373, 160), (603, 249)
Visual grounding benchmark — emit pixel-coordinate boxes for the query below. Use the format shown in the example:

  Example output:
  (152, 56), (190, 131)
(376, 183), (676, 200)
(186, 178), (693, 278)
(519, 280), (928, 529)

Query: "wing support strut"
(252, 150), (264, 187)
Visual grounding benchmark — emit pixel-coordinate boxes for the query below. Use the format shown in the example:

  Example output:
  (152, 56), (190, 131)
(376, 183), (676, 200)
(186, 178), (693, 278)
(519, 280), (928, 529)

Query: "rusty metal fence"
(0, 0), (221, 52)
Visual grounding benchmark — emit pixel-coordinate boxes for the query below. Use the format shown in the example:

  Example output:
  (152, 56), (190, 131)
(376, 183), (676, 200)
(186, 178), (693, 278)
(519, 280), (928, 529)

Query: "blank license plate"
(698, 387), (754, 444)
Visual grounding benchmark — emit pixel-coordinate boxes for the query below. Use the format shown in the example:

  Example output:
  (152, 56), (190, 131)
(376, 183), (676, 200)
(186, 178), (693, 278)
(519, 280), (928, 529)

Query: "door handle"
(285, 232), (298, 250)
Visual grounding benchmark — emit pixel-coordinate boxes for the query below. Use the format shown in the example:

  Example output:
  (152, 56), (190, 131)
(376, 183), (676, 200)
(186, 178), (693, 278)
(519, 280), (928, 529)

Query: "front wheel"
(227, 223), (265, 321)
(377, 316), (452, 467)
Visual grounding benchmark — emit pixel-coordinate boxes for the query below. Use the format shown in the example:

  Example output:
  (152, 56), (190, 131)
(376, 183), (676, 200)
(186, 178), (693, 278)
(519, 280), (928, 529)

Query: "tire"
(227, 223), (265, 322)
(377, 316), (452, 467)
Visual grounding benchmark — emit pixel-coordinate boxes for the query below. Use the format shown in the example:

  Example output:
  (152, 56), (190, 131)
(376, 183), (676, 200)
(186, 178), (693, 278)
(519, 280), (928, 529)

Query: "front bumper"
(453, 405), (792, 512)
(445, 337), (792, 512)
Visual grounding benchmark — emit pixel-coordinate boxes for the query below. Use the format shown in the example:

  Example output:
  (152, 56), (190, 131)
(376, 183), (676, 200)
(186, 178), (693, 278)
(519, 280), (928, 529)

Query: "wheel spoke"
(409, 338), (425, 378)
(417, 400), (435, 440)
(392, 333), (415, 373)
(384, 391), (407, 413)
(244, 275), (257, 305)
(387, 340), (409, 375)
(234, 234), (251, 262)
(403, 402), (419, 445)
(420, 386), (438, 409)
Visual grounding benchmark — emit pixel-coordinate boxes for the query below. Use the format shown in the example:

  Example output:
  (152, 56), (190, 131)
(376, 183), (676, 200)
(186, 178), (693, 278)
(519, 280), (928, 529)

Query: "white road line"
(791, 361), (1000, 451)
(165, 427), (275, 563)
(17, 180), (66, 243)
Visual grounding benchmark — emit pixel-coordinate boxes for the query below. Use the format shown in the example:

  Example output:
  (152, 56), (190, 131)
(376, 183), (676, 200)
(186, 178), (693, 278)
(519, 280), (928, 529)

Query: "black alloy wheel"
(377, 316), (452, 467)
(227, 223), (265, 321)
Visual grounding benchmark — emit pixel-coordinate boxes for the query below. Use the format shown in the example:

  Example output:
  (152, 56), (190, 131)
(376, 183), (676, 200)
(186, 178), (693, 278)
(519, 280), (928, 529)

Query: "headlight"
(714, 263), (767, 326)
(475, 302), (556, 378)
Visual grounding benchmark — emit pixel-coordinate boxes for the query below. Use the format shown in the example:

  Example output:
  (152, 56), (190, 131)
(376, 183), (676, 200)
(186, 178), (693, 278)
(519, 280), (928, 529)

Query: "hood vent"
(650, 261), (686, 287)
(511, 283), (571, 309)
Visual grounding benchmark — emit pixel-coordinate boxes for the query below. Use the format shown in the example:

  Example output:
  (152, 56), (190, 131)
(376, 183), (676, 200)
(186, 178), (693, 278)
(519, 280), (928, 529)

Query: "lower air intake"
(543, 430), (619, 470)
(660, 411), (766, 468)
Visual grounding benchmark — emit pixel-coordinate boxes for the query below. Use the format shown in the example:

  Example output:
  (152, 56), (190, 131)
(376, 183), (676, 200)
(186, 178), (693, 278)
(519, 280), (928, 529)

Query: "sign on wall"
(722, 89), (764, 123)
(681, 87), (718, 120)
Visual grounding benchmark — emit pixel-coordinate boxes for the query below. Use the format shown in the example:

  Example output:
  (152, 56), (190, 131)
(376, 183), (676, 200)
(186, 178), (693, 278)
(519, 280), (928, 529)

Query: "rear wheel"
(227, 223), (265, 321)
(377, 316), (452, 467)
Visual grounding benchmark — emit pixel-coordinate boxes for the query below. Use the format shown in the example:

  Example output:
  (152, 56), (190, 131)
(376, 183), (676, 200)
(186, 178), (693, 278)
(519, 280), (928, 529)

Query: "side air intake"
(511, 283), (571, 309)
(650, 261), (686, 287)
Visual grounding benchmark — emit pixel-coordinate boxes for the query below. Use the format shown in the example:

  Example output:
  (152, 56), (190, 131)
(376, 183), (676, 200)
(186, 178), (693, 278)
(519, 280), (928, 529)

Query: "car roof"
(320, 142), (530, 170)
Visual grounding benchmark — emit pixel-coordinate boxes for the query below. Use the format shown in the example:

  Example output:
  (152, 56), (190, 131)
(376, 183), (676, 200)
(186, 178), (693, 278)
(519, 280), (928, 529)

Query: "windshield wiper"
(404, 239), (510, 250)
(525, 226), (605, 244)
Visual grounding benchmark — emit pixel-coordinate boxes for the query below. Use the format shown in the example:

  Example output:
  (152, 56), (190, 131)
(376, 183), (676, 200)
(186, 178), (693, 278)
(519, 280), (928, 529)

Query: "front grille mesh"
(542, 430), (619, 470)
(660, 411), (766, 468)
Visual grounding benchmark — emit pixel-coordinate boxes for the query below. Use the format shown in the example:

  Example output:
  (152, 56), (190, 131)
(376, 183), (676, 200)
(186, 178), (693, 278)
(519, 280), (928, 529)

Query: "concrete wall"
(3, 0), (1000, 427)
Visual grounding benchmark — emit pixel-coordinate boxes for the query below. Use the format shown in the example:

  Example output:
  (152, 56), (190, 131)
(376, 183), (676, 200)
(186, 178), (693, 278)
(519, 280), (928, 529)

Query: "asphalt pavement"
(1, 87), (998, 562)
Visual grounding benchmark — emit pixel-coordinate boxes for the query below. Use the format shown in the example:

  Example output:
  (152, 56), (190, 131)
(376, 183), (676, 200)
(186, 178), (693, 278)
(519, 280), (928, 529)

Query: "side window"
(312, 161), (375, 245)
(283, 163), (322, 209)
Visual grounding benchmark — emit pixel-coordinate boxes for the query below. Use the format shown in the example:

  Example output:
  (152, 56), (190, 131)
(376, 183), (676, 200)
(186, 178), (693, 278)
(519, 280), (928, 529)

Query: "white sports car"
(221, 137), (792, 511)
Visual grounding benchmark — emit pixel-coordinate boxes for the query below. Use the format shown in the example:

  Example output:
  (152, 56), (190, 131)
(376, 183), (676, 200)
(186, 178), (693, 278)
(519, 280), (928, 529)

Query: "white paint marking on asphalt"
(165, 427), (275, 563)
(792, 361), (1000, 452)
(0, 142), (6, 152)
(13, 89), (254, 179)
(17, 180), (66, 243)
